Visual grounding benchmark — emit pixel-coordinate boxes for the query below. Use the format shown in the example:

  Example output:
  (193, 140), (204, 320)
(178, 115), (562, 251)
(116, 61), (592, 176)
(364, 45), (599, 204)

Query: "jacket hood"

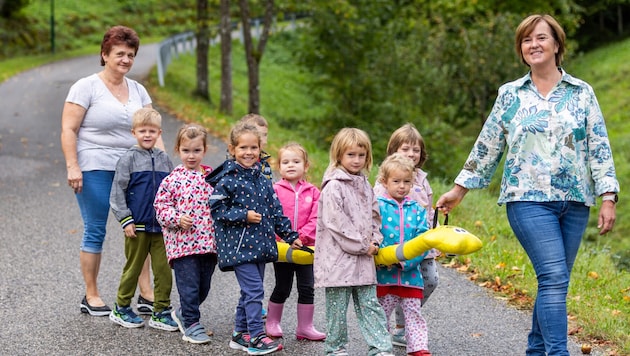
(320, 167), (361, 190)
(206, 159), (261, 186)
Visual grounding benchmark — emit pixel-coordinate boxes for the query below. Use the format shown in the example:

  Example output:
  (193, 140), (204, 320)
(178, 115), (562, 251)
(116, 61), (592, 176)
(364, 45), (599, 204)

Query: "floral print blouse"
(455, 69), (619, 206)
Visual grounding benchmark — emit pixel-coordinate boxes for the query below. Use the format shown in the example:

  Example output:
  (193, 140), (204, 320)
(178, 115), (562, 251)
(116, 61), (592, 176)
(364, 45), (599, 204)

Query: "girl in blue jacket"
(207, 122), (302, 355)
(375, 153), (431, 356)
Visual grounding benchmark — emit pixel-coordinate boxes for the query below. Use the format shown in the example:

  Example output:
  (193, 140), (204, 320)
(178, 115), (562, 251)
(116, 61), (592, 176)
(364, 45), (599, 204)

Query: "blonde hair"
(386, 123), (427, 169)
(328, 127), (373, 174)
(174, 123), (208, 152)
(377, 153), (415, 184)
(132, 108), (162, 129)
(239, 113), (268, 128)
(277, 142), (310, 179)
(515, 14), (566, 67)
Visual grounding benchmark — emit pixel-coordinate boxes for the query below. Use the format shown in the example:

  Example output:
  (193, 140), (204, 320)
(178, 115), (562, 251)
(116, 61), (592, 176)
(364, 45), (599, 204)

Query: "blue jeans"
(234, 262), (266, 338)
(506, 201), (589, 356)
(76, 170), (114, 253)
(172, 253), (217, 329)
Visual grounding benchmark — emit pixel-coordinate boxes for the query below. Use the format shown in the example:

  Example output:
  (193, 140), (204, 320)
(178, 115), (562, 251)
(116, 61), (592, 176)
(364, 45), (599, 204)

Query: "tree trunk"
(195, 0), (210, 101)
(220, 0), (232, 115)
(239, 0), (274, 114)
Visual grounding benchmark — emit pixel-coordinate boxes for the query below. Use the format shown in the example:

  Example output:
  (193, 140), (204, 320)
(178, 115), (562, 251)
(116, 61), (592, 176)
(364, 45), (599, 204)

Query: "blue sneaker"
(109, 303), (145, 328)
(262, 307), (267, 319)
(171, 308), (186, 334)
(248, 334), (282, 355)
(149, 308), (178, 331)
(391, 327), (406, 347)
(182, 322), (211, 344)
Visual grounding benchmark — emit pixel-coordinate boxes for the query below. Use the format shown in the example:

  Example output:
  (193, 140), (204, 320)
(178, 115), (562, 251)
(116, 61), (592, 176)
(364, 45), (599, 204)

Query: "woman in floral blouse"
(436, 14), (618, 356)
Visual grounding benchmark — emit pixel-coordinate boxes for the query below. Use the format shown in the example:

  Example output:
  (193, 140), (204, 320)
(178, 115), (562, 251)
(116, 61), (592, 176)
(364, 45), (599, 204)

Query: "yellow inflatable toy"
(276, 224), (482, 266)
(373, 225), (482, 266)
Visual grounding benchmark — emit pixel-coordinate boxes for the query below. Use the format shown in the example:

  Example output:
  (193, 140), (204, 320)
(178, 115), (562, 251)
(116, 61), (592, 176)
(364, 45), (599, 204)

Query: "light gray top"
(65, 73), (152, 171)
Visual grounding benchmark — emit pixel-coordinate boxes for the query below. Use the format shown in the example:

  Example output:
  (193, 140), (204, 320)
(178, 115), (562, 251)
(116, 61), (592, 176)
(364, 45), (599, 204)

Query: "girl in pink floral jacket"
(314, 128), (394, 356)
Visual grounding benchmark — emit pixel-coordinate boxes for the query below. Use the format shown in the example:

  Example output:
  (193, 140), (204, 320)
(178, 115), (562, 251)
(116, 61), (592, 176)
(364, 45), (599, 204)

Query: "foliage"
(293, 0), (588, 178)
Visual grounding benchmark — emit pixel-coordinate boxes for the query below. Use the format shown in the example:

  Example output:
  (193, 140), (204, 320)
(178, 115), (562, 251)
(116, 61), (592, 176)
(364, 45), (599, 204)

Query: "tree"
(220, 0), (233, 114)
(195, 0), (211, 101)
(239, 0), (274, 114)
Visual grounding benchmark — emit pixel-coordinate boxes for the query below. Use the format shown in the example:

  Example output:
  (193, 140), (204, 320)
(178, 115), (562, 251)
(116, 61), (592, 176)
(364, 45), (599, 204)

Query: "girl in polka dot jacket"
(206, 122), (302, 354)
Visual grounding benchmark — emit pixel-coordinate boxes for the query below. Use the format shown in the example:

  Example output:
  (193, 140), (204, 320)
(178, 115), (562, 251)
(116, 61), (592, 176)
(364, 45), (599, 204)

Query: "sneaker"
(391, 327), (407, 347)
(327, 347), (349, 356)
(374, 353), (395, 356)
(248, 334), (283, 355)
(229, 331), (251, 352)
(182, 322), (211, 344)
(136, 295), (154, 315)
(149, 308), (179, 331)
(80, 295), (111, 317)
(261, 307), (267, 319)
(109, 303), (145, 328)
(171, 308), (186, 334)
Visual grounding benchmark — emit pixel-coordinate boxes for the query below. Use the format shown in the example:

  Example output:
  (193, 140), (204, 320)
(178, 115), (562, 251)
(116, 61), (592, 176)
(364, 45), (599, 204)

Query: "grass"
(2, 25), (628, 356)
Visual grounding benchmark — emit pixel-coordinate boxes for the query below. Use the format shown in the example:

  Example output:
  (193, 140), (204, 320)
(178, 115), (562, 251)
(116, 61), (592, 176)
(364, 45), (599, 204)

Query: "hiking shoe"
(109, 303), (145, 328)
(136, 295), (154, 315)
(248, 334), (282, 355)
(229, 331), (251, 352)
(327, 347), (349, 356)
(182, 322), (211, 344)
(171, 308), (186, 334)
(149, 308), (179, 331)
(391, 327), (407, 347)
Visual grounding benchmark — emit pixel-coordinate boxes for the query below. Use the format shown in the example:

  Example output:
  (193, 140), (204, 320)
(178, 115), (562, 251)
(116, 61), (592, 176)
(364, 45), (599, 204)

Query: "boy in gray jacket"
(109, 108), (176, 331)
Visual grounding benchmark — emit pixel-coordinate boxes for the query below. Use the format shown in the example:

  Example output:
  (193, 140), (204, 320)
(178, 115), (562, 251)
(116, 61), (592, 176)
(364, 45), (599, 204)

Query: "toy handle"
(433, 207), (448, 229)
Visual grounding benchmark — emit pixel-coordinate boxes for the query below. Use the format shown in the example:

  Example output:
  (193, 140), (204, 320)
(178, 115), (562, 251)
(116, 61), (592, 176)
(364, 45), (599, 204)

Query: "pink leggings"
(379, 294), (428, 353)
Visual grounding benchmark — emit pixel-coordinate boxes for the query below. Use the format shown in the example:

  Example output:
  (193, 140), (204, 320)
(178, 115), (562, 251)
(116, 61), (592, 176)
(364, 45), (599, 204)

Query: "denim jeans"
(234, 262), (266, 338)
(506, 201), (589, 356)
(172, 253), (217, 329)
(76, 170), (115, 253)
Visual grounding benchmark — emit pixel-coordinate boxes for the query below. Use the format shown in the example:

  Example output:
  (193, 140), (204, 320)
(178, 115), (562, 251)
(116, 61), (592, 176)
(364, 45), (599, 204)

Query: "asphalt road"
(0, 44), (598, 355)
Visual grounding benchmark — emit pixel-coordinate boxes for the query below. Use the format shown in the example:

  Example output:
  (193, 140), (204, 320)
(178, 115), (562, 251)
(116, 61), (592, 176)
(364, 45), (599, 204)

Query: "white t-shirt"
(65, 73), (152, 171)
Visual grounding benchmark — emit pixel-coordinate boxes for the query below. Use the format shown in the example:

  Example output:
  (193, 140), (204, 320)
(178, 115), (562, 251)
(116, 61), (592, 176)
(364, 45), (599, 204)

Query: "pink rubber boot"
(295, 303), (326, 341)
(265, 301), (284, 338)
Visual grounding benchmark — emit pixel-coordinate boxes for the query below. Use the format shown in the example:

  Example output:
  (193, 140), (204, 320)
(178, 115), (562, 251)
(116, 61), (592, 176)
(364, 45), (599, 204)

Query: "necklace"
(99, 72), (127, 98)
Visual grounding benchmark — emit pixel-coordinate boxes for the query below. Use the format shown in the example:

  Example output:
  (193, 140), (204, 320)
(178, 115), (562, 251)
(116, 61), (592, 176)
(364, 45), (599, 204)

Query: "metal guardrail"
(156, 31), (196, 87)
(156, 15), (301, 87)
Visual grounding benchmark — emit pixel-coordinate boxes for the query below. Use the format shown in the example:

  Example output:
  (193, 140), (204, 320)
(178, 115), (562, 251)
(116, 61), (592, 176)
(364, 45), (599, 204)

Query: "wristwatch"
(602, 194), (618, 204)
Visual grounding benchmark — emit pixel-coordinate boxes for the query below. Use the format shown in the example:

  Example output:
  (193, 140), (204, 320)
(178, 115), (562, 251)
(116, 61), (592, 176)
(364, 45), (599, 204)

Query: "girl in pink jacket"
(266, 143), (326, 341)
(314, 128), (394, 356)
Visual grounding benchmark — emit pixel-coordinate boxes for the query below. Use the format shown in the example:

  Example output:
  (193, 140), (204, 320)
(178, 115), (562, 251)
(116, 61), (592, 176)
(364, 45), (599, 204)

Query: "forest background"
(1, 0), (629, 354)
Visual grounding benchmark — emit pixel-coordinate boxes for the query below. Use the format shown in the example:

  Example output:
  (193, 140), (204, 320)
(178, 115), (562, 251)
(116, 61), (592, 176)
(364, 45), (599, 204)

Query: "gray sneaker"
(182, 322), (211, 344)
(391, 327), (407, 347)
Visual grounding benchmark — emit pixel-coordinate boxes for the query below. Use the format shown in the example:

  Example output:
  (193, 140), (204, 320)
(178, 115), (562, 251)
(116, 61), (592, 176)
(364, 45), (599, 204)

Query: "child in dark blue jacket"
(207, 121), (302, 355)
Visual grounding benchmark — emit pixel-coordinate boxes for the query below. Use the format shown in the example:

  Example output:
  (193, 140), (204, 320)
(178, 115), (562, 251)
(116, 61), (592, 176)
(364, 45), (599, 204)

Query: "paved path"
(0, 45), (596, 355)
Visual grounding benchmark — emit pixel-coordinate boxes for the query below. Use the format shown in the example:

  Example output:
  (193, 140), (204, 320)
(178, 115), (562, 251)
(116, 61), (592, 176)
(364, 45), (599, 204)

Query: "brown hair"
(227, 121), (261, 157)
(174, 123), (208, 153)
(328, 127), (373, 174)
(131, 108), (161, 129)
(100, 25), (140, 66)
(239, 113), (268, 128)
(515, 14), (566, 67)
(386, 123), (427, 168)
(377, 153), (415, 184)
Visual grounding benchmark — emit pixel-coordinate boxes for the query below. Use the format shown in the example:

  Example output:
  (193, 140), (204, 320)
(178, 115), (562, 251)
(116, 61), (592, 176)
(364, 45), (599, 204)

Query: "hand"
(436, 184), (468, 214)
(67, 165), (83, 193)
(290, 239), (303, 249)
(597, 201), (616, 235)
(367, 243), (379, 256)
(247, 210), (262, 224)
(123, 224), (137, 238)
(180, 214), (193, 230)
